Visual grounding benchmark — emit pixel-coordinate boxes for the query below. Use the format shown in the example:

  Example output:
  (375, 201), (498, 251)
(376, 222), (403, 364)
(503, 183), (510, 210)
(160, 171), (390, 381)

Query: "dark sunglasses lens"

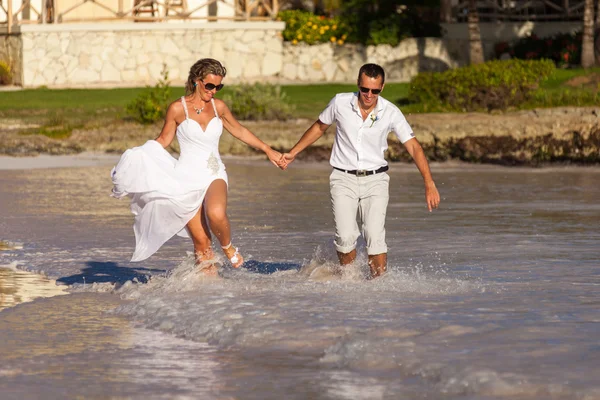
(204, 83), (224, 91)
(359, 87), (381, 94)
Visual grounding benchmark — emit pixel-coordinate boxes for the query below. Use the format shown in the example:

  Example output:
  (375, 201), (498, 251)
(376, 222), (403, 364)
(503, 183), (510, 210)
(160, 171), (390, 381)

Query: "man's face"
(357, 73), (384, 108)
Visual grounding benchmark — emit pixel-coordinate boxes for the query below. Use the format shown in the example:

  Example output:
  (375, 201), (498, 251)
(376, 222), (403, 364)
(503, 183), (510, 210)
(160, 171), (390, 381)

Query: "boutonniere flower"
(369, 113), (379, 127)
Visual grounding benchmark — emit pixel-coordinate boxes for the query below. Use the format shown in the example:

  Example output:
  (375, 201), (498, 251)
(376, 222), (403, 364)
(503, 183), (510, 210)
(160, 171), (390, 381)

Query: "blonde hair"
(185, 58), (227, 95)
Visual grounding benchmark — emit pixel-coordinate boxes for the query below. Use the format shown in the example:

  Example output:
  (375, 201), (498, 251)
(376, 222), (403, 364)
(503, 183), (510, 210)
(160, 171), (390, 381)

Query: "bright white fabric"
(318, 92), (415, 171)
(111, 97), (228, 262)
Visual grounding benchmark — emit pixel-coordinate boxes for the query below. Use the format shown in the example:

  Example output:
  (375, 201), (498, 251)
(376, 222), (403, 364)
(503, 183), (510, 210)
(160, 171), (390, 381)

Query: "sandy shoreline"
(2, 107), (599, 165)
(0, 152), (121, 170)
(2, 151), (599, 174)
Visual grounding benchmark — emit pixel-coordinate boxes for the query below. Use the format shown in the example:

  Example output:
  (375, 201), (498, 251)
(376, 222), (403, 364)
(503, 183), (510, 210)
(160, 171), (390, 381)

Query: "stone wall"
(0, 34), (22, 85)
(16, 22), (284, 88)
(281, 38), (459, 83)
(2, 21), (583, 88)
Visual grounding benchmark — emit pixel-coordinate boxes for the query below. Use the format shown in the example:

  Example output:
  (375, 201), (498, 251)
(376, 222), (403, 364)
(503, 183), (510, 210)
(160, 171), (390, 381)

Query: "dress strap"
(181, 96), (189, 119)
(210, 98), (219, 119)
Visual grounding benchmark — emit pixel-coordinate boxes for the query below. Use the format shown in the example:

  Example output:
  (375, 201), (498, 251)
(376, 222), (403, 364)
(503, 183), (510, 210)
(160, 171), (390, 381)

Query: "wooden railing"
(1, 0), (280, 32)
(453, 0), (586, 22)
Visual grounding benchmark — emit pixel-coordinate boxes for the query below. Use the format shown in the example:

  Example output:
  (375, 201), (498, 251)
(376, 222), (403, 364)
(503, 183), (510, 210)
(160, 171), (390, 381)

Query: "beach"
(2, 107), (600, 164)
(1, 153), (599, 399)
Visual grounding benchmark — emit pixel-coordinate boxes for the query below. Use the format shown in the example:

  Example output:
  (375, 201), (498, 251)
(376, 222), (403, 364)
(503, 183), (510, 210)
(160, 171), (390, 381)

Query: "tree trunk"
(468, 0), (484, 64)
(582, 0), (595, 68)
(440, 0), (452, 23)
(595, 0), (600, 65)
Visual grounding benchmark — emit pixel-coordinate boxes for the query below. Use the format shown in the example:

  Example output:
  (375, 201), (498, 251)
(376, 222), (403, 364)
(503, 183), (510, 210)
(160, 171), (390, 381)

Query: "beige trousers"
(329, 169), (390, 255)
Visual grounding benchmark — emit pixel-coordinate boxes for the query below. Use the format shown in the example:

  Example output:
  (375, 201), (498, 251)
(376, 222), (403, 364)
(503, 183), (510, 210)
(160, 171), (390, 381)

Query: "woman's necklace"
(192, 102), (205, 115)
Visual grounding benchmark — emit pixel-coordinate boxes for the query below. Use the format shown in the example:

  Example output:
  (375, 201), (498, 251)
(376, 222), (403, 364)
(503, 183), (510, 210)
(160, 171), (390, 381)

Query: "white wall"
(17, 22), (285, 87)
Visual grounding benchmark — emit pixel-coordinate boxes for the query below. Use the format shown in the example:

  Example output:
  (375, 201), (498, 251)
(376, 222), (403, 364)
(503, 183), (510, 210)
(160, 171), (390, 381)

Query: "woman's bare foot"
(195, 248), (219, 276)
(221, 243), (244, 268)
(199, 263), (219, 276)
(195, 247), (215, 264)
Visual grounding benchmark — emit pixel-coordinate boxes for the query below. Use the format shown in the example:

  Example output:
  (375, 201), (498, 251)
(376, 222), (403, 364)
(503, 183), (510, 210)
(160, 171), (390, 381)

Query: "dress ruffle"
(111, 140), (227, 262)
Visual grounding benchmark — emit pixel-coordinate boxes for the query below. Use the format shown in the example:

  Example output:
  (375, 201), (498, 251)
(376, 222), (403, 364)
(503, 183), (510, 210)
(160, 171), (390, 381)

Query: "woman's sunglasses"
(359, 87), (382, 95)
(201, 80), (224, 92)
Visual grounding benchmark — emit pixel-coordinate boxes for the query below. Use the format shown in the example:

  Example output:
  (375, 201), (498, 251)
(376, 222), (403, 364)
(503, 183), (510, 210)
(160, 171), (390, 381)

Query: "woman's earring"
(193, 82), (197, 87)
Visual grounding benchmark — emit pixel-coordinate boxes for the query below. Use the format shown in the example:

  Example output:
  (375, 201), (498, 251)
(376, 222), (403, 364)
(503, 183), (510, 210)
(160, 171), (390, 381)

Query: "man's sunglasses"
(359, 87), (382, 95)
(201, 80), (224, 92)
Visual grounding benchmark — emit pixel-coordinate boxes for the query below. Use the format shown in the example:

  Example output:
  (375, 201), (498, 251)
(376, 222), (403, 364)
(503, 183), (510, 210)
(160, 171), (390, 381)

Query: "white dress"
(111, 97), (228, 262)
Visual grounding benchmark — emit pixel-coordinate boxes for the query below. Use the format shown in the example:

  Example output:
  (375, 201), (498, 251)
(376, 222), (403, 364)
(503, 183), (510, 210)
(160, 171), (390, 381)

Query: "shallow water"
(0, 159), (599, 399)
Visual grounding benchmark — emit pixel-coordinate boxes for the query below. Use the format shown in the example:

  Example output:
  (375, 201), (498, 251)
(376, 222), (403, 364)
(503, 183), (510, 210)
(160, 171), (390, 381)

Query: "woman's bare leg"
(204, 179), (243, 267)
(186, 204), (217, 274)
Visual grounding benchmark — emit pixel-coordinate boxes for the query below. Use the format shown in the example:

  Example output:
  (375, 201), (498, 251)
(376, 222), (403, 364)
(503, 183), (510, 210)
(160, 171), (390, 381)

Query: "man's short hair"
(358, 64), (385, 85)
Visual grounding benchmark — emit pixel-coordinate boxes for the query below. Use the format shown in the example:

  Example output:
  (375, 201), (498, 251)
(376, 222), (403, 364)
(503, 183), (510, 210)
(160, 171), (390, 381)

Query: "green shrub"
(494, 32), (582, 67)
(368, 15), (404, 46)
(408, 59), (556, 111)
(278, 10), (349, 45)
(339, 2), (441, 45)
(126, 65), (171, 124)
(222, 83), (294, 121)
(0, 61), (12, 85)
(278, 6), (441, 46)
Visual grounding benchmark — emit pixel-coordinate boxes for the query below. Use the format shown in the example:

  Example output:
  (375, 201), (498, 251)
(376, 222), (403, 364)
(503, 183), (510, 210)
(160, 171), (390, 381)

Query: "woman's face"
(195, 74), (224, 101)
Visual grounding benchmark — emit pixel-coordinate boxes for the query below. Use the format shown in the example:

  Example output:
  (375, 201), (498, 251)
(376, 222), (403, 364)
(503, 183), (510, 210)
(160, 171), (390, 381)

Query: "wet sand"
(1, 156), (599, 399)
(0, 152), (121, 170)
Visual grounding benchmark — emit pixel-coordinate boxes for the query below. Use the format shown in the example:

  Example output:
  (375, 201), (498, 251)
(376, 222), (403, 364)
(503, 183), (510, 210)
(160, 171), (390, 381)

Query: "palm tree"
(440, 0), (452, 23)
(595, 0), (600, 65)
(582, 0), (595, 67)
(468, 0), (484, 64)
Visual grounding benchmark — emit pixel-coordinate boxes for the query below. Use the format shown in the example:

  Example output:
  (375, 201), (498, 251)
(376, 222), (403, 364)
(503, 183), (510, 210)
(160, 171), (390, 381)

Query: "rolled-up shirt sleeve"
(318, 95), (337, 125)
(391, 108), (415, 144)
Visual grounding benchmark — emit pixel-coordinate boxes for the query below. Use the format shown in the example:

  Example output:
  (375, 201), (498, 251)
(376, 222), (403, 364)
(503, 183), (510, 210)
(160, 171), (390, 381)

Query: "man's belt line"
(333, 165), (389, 176)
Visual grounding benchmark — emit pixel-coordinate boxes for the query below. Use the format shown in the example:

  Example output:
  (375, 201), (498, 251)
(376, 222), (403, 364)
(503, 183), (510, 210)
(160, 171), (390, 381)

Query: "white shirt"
(318, 92), (415, 171)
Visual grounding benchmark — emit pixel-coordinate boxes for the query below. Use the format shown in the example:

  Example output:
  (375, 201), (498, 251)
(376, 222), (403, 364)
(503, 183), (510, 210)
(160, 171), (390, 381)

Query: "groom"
(280, 63), (440, 279)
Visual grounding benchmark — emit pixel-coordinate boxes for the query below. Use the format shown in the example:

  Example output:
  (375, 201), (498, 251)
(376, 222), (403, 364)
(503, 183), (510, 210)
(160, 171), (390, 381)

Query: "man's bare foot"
(368, 253), (387, 280)
(337, 249), (357, 266)
(368, 266), (387, 280)
(222, 243), (244, 268)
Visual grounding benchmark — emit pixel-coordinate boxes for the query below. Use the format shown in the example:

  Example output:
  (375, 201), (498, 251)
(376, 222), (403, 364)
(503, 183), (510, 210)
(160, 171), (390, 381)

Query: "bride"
(111, 58), (285, 275)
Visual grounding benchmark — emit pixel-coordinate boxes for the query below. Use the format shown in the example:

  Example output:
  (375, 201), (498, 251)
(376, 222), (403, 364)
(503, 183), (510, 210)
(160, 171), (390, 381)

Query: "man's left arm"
(403, 138), (440, 212)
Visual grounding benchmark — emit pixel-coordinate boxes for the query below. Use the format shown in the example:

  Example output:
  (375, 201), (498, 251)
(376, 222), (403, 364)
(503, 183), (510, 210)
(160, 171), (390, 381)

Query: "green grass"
(0, 83), (411, 119)
(0, 67), (597, 122)
(281, 83), (410, 118)
(540, 67), (600, 90)
(0, 87), (146, 111)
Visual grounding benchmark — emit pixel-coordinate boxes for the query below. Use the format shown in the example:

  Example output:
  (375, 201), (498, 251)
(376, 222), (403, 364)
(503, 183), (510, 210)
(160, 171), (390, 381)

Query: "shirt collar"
(351, 92), (386, 115)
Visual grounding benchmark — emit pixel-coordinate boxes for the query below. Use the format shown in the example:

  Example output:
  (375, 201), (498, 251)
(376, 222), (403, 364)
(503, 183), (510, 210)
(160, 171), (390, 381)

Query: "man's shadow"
(242, 260), (300, 275)
(57, 261), (160, 285)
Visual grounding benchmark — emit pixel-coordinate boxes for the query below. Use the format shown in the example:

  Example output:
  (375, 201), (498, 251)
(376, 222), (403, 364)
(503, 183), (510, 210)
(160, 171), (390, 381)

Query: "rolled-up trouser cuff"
(334, 239), (357, 254)
(367, 244), (388, 256)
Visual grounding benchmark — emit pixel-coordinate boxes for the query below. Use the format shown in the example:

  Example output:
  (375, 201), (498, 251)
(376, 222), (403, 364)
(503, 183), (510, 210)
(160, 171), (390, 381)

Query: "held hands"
(425, 181), (441, 212)
(267, 149), (294, 170)
(273, 151), (296, 170)
(267, 149), (286, 169)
